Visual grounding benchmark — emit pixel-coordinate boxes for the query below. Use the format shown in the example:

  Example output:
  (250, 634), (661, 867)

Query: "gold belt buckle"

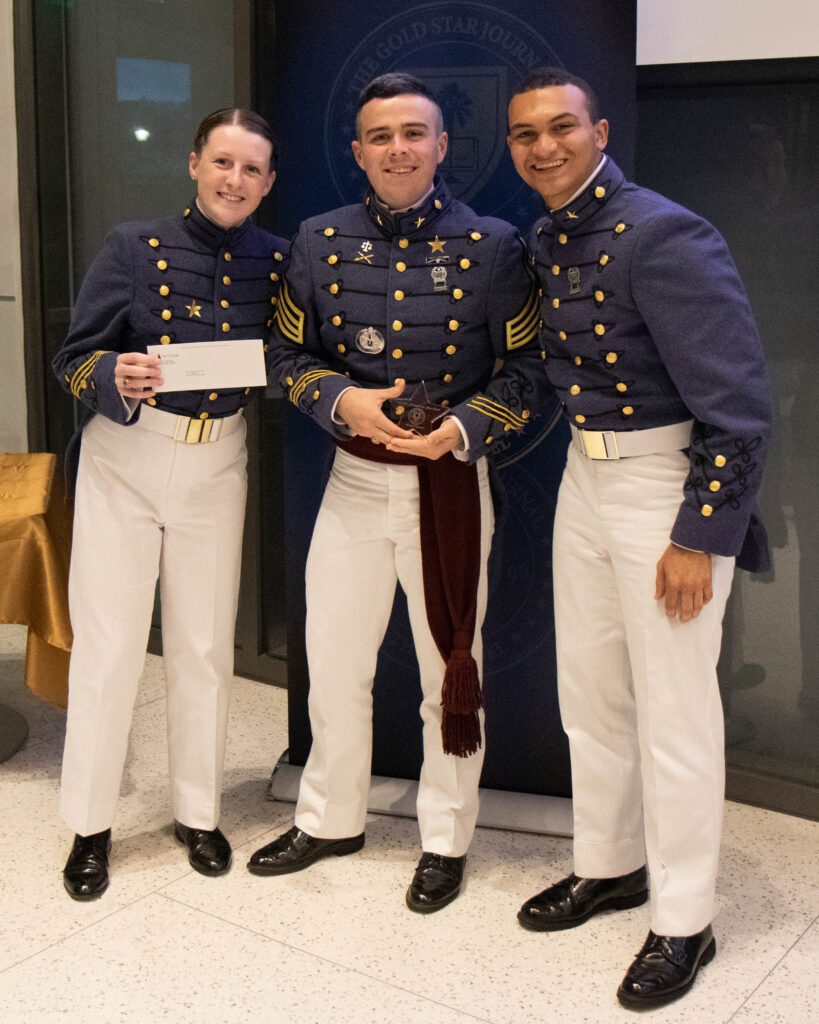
(580, 429), (619, 460)
(173, 416), (224, 444)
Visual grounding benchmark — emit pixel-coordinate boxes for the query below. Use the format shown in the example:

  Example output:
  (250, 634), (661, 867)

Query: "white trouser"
(60, 410), (248, 836)
(553, 444), (734, 936)
(296, 448), (494, 857)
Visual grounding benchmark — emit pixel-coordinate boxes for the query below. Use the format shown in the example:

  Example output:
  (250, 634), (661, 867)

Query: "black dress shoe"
(174, 821), (232, 876)
(247, 825), (365, 876)
(406, 852), (466, 913)
(517, 866), (648, 931)
(617, 925), (716, 1009)
(63, 829), (112, 901)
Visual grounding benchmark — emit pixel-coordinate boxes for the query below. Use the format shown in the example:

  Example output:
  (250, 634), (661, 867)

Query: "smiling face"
(351, 93), (447, 211)
(507, 84), (608, 210)
(189, 123), (275, 229)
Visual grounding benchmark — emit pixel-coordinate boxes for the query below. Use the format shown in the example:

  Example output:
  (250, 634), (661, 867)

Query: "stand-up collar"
(365, 176), (453, 237)
(182, 198), (254, 250)
(544, 158), (626, 232)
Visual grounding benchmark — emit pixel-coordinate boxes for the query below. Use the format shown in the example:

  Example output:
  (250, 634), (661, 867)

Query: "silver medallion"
(568, 266), (581, 295)
(355, 326), (385, 354)
(431, 265), (448, 292)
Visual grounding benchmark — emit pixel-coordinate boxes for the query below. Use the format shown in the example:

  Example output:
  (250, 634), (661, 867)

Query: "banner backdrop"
(264, 0), (637, 799)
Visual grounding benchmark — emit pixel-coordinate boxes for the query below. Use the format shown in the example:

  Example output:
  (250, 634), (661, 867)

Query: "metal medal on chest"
(430, 265), (448, 292)
(355, 326), (386, 354)
(568, 266), (581, 295)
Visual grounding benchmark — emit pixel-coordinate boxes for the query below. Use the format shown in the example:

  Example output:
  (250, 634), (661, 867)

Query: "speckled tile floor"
(1, 622), (817, 1023)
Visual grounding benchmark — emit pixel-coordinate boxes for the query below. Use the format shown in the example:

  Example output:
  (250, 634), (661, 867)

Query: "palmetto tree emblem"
(434, 82), (472, 188)
(437, 82), (473, 130)
(436, 81), (478, 188)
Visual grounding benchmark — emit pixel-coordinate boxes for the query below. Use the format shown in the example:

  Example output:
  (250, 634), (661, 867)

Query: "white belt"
(571, 419), (693, 460)
(137, 403), (244, 444)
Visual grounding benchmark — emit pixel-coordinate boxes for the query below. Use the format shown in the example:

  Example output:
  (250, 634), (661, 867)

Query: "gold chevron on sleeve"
(274, 279), (305, 344)
(69, 350), (109, 398)
(465, 396), (526, 429)
(289, 368), (341, 406)
(505, 285), (540, 350)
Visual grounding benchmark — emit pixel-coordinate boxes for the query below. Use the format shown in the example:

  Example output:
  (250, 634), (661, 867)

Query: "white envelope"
(147, 338), (267, 392)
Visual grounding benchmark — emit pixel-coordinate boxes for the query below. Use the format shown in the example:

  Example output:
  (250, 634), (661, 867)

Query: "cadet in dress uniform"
(248, 73), (551, 912)
(54, 109), (289, 900)
(506, 68), (772, 1009)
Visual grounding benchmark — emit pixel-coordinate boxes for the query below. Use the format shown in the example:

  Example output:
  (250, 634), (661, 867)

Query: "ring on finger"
(124, 377), (131, 388)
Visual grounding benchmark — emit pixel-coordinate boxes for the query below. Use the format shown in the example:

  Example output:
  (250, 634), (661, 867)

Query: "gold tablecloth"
(0, 453), (72, 707)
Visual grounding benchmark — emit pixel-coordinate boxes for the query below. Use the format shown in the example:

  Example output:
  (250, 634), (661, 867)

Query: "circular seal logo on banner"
(325, 1), (562, 217)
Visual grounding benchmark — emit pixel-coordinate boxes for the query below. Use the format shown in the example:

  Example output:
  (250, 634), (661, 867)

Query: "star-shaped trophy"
(386, 381), (448, 435)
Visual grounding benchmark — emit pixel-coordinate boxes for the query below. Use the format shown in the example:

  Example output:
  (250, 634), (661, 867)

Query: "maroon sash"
(337, 435), (482, 757)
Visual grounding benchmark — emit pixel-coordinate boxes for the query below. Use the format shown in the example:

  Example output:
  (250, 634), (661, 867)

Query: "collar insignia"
(354, 240), (375, 264)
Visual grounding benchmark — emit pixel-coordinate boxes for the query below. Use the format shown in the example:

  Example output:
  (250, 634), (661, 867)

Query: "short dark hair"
(511, 67), (600, 125)
(355, 72), (444, 136)
(193, 108), (277, 171)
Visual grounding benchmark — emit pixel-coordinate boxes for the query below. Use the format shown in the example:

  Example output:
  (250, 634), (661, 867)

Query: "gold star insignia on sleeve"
(186, 300), (202, 318)
(427, 235), (446, 253)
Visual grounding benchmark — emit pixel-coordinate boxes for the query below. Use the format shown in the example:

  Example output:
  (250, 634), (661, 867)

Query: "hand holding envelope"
(116, 351), (163, 398)
(146, 338), (267, 392)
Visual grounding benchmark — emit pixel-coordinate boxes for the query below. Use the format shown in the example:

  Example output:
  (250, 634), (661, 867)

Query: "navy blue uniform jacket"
(53, 202), (289, 483)
(529, 158), (772, 571)
(267, 177), (553, 461)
